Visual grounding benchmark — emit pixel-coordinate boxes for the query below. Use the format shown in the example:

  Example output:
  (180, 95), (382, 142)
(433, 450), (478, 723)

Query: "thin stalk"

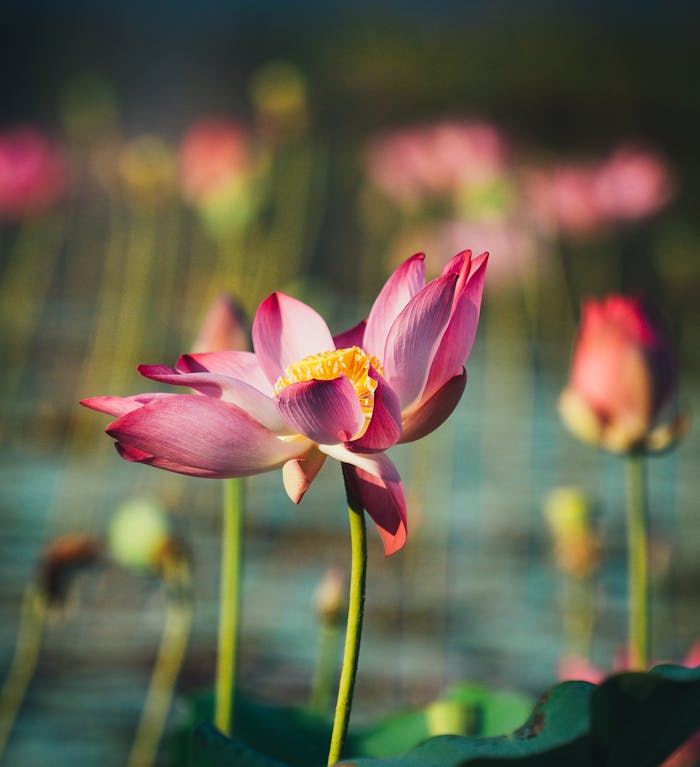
(327, 498), (367, 766)
(127, 561), (193, 767)
(215, 478), (244, 736)
(625, 454), (649, 669)
(0, 586), (47, 760)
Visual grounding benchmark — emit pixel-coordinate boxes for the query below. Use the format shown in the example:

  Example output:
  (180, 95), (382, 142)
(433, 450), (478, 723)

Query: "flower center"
(274, 346), (383, 438)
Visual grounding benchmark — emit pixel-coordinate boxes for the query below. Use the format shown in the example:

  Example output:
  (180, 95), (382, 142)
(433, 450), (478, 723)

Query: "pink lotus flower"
(524, 163), (607, 237)
(559, 295), (681, 453)
(594, 145), (675, 223)
(365, 121), (507, 208)
(0, 128), (67, 219)
(179, 117), (252, 205)
(82, 250), (488, 556)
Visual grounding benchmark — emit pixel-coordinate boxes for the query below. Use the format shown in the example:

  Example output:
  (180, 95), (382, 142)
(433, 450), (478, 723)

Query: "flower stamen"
(274, 347), (383, 438)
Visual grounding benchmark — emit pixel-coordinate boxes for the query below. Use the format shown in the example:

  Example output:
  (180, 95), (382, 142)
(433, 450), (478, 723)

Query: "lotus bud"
(559, 295), (684, 454)
(250, 61), (309, 142)
(192, 293), (250, 353)
(118, 135), (176, 210)
(178, 117), (257, 239)
(543, 487), (600, 580)
(314, 566), (347, 626)
(39, 533), (101, 608)
(108, 497), (170, 571)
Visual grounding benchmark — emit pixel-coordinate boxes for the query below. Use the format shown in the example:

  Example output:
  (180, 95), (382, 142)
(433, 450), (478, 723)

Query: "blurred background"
(1, 1), (699, 765)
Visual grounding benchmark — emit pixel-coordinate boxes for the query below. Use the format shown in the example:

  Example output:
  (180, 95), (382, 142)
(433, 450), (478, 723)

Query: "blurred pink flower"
(559, 295), (680, 453)
(524, 163), (606, 236)
(0, 128), (68, 219)
(524, 145), (674, 237)
(365, 120), (508, 207)
(594, 145), (675, 223)
(192, 294), (250, 353)
(83, 250), (488, 556)
(179, 117), (252, 205)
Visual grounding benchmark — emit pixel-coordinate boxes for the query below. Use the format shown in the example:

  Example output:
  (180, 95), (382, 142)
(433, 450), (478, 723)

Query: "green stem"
(0, 586), (47, 760)
(327, 498), (367, 766)
(215, 478), (244, 736)
(127, 561), (193, 767)
(625, 454), (649, 669)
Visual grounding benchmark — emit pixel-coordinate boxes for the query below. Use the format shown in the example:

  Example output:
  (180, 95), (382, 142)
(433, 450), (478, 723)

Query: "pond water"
(2, 302), (698, 766)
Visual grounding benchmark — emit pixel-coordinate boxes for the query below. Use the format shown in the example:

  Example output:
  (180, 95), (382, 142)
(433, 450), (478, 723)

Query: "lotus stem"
(215, 477), (244, 736)
(327, 496), (367, 766)
(0, 585), (47, 760)
(625, 453), (649, 669)
(126, 560), (192, 767)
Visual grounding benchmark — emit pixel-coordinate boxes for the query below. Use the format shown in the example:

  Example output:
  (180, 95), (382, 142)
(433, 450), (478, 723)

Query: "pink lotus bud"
(179, 117), (252, 205)
(559, 296), (682, 453)
(192, 294), (250, 353)
(595, 145), (675, 223)
(0, 128), (68, 219)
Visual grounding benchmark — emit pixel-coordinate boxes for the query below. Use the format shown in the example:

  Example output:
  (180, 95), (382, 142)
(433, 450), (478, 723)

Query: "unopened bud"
(108, 497), (170, 571)
(39, 533), (101, 606)
(544, 487), (600, 580)
(314, 567), (347, 625)
(192, 294), (250, 353)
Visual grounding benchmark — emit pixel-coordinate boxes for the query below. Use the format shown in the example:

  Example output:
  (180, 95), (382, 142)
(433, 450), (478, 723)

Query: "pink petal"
(423, 253), (487, 401)
(176, 351), (272, 394)
(80, 393), (174, 418)
(441, 248), (472, 279)
(400, 369), (467, 443)
(137, 365), (291, 434)
(319, 444), (407, 556)
(107, 395), (309, 477)
(347, 369), (402, 452)
(282, 447), (327, 503)
(252, 292), (335, 386)
(382, 273), (457, 409)
(275, 377), (365, 444)
(333, 319), (367, 349)
(116, 442), (229, 477)
(363, 253), (426, 361)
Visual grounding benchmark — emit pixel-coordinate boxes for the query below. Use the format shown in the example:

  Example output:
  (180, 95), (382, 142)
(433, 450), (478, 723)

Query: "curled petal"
(400, 369), (467, 443)
(333, 319), (367, 350)
(176, 351), (272, 394)
(347, 369), (402, 452)
(423, 253), (488, 401)
(320, 444), (407, 556)
(383, 273), (457, 409)
(252, 292), (335, 386)
(107, 395), (309, 478)
(364, 253), (426, 360)
(137, 365), (291, 434)
(80, 393), (174, 418)
(282, 447), (327, 503)
(275, 377), (365, 444)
